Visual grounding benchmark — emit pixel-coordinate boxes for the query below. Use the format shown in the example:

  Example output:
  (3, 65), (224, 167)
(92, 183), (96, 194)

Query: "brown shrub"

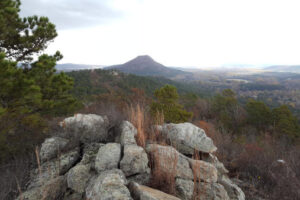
(129, 104), (147, 148)
(149, 146), (178, 195)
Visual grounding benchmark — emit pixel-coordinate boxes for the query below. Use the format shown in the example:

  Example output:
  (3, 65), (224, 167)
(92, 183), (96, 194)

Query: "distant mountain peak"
(105, 55), (191, 78)
(128, 55), (155, 64)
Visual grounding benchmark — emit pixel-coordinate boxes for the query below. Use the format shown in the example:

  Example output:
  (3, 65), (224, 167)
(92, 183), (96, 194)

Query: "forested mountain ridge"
(66, 68), (210, 100)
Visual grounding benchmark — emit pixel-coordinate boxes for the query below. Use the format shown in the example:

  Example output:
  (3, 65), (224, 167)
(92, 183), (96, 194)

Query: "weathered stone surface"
(116, 121), (137, 145)
(29, 149), (79, 189)
(67, 164), (91, 193)
(60, 114), (109, 143)
(158, 123), (217, 155)
(194, 182), (230, 200)
(20, 117), (245, 200)
(175, 178), (194, 200)
(120, 144), (150, 176)
(95, 143), (121, 173)
(63, 192), (83, 200)
(40, 137), (69, 162)
(129, 182), (180, 200)
(175, 178), (230, 200)
(146, 144), (193, 180)
(127, 172), (151, 186)
(80, 143), (104, 165)
(19, 176), (67, 200)
(188, 158), (218, 183)
(220, 176), (245, 200)
(203, 154), (229, 179)
(85, 169), (132, 200)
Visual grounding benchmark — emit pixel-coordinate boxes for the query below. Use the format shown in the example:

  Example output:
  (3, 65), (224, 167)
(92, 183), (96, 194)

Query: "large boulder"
(175, 178), (194, 200)
(67, 164), (91, 193)
(120, 144), (150, 176)
(115, 121), (137, 145)
(40, 137), (69, 162)
(29, 149), (80, 189)
(60, 114), (109, 143)
(188, 158), (218, 183)
(146, 144), (193, 180)
(18, 176), (67, 200)
(203, 154), (229, 179)
(129, 182), (180, 200)
(127, 173), (151, 186)
(80, 143), (104, 165)
(85, 169), (132, 200)
(158, 123), (217, 155)
(175, 178), (230, 200)
(95, 143), (121, 173)
(219, 176), (245, 200)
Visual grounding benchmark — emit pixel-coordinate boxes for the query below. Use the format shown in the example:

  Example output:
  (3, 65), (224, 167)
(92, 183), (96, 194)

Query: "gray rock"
(95, 143), (121, 173)
(203, 154), (229, 179)
(116, 121), (137, 145)
(158, 123), (217, 155)
(127, 172), (151, 186)
(188, 158), (218, 183)
(194, 182), (230, 200)
(67, 164), (91, 193)
(80, 143), (104, 165)
(40, 137), (69, 162)
(63, 191), (83, 200)
(175, 178), (230, 200)
(29, 149), (80, 189)
(219, 176), (245, 200)
(18, 176), (67, 200)
(58, 149), (80, 174)
(60, 114), (109, 143)
(85, 169), (132, 200)
(120, 144), (150, 176)
(175, 178), (194, 200)
(129, 182), (181, 200)
(146, 144), (193, 180)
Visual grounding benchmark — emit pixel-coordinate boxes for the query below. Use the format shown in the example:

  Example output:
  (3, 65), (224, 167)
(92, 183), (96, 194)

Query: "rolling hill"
(56, 63), (105, 72)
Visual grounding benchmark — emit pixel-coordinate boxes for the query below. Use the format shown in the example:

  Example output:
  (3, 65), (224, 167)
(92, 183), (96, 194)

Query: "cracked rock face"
(19, 117), (245, 200)
(146, 144), (194, 180)
(116, 120), (138, 145)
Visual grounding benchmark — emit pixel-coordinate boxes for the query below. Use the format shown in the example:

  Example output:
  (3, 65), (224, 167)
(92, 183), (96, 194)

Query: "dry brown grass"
(35, 146), (42, 177)
(149, 146), (178, 195)
(129, 104), (147, 147)
(192, 150), (204, 200)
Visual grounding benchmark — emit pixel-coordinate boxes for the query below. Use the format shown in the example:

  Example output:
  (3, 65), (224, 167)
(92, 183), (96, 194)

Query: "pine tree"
(150, 85), (193, 123)
(246, 99), (271, 131)
(0, 0), (79, 162)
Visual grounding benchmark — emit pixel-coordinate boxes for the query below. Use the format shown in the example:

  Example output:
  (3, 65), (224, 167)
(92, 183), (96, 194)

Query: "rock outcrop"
(19, 114), (245, 200)
(157, 122), (217, 155)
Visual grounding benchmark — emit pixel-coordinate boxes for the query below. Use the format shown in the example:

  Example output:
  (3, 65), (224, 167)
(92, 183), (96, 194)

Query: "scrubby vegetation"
(1, 1), (300, 200)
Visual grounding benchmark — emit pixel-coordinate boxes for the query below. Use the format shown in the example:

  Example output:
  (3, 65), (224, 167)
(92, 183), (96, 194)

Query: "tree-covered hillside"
(67, 69), (211, 100)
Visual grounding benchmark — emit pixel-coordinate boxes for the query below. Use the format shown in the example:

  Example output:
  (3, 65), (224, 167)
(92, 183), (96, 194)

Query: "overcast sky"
(21, 0), (300, 67)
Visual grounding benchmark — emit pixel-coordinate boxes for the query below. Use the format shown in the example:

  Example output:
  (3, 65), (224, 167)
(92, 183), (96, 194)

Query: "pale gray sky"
(21, 0), (300, 67)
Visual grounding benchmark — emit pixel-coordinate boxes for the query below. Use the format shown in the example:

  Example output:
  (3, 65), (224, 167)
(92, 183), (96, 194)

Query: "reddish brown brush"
(129, 104), (147, 148)
(149, 146), (178, 195)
